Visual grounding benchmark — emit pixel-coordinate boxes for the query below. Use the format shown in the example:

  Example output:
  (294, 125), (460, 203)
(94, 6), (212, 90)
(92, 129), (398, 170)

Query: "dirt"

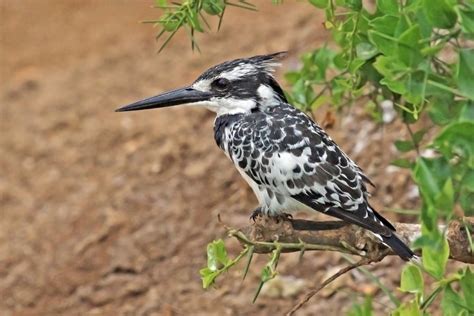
(1, 1), (422, 315)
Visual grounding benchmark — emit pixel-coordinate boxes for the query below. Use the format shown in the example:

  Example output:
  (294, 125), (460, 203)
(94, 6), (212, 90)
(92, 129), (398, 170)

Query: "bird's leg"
(250, 206), (263, 222)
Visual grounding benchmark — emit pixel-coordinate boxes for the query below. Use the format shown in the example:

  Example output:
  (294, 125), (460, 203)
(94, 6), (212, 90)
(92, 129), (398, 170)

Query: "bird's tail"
(292, 194), (417, 261)
(380, 233), (417, 262)
(370, 205), (417, 261)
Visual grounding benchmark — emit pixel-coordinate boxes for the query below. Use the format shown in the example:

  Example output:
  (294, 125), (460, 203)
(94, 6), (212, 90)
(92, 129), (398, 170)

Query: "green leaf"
(207, 239), (229, 271)
(376, 0), (398, 15)
(199, 267), (218, 289)
(458, 100), (474, 122)
(373, 56), (408, 95)
(404, 70), (426, 105)
(434, 121), (474, 164)
(418, 204), (437, 233)
(460, 268), (474, 311)
(460, 190), (474, 215)
(413, 157), (451, 206)
(422, 232), (449, 279)
(356, 42), (378, 60)
(348, 296), (373, 316)
(434, 178), (454, 214)
(284, 71), (301, 85)
(349, 58), (367, 74)
(313, 47), (337, 79)
(395, 140), (415, 152)
(459, 8), (474, 34)
(442, 285), (470, 316)
(309, 0), (329, 9)
(461, 170), (474, 191)
(343, 0), (362, 10)
(400, 264), (424, 294)
(154, 0), (167, 6)
(397, 25), (423, 67)
(423, 0), (457, 29)
(392, 300), (423, 316)
(200, 241), (250, 289)
(368, 15), (399, 56)
(458, 49), (474, 100)
(202, 0), (225, 15)
(428, 96), (461, 126)
(412, 129), (427, 144)
(415, 5), (436, 38)
(391, 158), (414, 169)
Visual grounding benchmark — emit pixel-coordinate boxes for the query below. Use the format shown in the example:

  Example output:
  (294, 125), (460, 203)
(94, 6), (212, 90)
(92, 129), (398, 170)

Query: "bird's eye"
(213, 78), (230, 90)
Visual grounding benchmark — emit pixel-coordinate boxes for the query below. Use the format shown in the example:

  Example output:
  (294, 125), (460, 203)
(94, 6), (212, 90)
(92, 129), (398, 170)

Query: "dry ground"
(1, 1), (420, 315)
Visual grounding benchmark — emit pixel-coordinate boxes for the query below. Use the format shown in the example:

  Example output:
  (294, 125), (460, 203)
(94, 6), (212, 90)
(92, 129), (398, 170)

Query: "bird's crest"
(248, 51), (287, 74)
(196, 52), (287, 81)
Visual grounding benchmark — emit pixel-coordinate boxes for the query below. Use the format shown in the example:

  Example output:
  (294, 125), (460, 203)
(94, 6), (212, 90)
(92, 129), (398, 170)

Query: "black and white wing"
(225, 106), (374, 213)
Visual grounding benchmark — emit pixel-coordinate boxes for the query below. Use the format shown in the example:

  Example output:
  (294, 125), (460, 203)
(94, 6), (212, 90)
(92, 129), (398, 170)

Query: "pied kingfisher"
(116, 52), (415, 261)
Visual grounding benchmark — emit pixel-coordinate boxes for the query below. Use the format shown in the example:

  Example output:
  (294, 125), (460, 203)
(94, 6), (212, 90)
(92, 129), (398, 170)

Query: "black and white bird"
(116, 52), (415, 261)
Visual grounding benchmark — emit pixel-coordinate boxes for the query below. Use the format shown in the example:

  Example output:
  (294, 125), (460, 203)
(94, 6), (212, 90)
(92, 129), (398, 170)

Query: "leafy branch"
(146, 0), (256, 52)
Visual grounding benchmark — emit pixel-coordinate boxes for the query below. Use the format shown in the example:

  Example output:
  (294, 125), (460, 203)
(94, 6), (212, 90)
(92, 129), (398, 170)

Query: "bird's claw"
(250, 207), (262, 222)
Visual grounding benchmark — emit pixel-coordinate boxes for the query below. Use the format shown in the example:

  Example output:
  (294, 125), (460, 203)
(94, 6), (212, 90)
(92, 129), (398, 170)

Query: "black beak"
(115, 87), (212, 112)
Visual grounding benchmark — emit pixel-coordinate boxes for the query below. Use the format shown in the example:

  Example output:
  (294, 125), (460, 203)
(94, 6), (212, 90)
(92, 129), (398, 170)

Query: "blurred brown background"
(1, 1), (418, 315)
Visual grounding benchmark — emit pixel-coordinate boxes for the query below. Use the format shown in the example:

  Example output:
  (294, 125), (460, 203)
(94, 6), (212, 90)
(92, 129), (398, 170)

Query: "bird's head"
(116, 52), (288, 116)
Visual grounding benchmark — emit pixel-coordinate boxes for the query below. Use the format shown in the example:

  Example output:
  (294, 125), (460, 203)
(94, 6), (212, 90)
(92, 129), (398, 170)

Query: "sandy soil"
(1, 1), (421, 315)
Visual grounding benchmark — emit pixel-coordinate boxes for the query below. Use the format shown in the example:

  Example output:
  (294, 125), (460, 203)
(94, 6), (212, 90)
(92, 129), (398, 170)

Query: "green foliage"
(253, 246), (281, 302)
(151, 0), (474, 314)
(393, 300), (423, 316)
(146, 0), (255, 52)
(460, 268), (474, 311)
(199, 239), (250, 288)
(347, 296), (373, 316)
(285, 1), (473, 313)
(400, 264), (424, 295)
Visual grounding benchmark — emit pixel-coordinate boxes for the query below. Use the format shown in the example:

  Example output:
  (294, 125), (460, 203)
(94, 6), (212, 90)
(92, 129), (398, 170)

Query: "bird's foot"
(250, 207), (263, 222)
(250, 208), (293, 223)
(272, 212), (293, 223)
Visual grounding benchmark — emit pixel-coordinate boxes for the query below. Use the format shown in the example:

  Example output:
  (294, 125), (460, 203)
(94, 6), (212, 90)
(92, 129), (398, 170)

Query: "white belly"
(236, 167), (313, 216)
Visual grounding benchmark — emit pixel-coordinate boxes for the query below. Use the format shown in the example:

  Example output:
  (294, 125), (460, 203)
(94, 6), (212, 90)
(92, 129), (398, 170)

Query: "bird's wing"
(227, 105), (394, 232)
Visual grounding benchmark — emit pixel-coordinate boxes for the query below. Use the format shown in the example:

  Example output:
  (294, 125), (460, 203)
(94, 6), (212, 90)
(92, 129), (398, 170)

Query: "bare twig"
(286, 252), (386, 315)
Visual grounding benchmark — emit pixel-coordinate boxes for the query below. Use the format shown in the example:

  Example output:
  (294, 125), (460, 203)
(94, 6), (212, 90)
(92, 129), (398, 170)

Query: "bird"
(116, 52), (415, 261)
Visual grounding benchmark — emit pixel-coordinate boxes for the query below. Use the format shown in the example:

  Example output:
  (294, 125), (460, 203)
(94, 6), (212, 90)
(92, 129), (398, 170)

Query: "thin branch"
(286, 252), (386, 315)
(405, 122), (421, 156)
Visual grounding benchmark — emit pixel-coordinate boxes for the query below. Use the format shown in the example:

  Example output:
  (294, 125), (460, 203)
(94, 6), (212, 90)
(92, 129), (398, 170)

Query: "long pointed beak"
(115, 86), (212, 112)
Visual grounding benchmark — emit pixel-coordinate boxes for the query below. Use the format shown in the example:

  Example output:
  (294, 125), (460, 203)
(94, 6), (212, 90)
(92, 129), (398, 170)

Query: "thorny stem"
(228, 229), (359, 255)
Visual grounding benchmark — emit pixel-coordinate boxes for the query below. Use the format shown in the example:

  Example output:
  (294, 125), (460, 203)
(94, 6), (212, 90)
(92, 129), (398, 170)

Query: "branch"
(231, 217), (473, 264)
(286, 254), (382, 316)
